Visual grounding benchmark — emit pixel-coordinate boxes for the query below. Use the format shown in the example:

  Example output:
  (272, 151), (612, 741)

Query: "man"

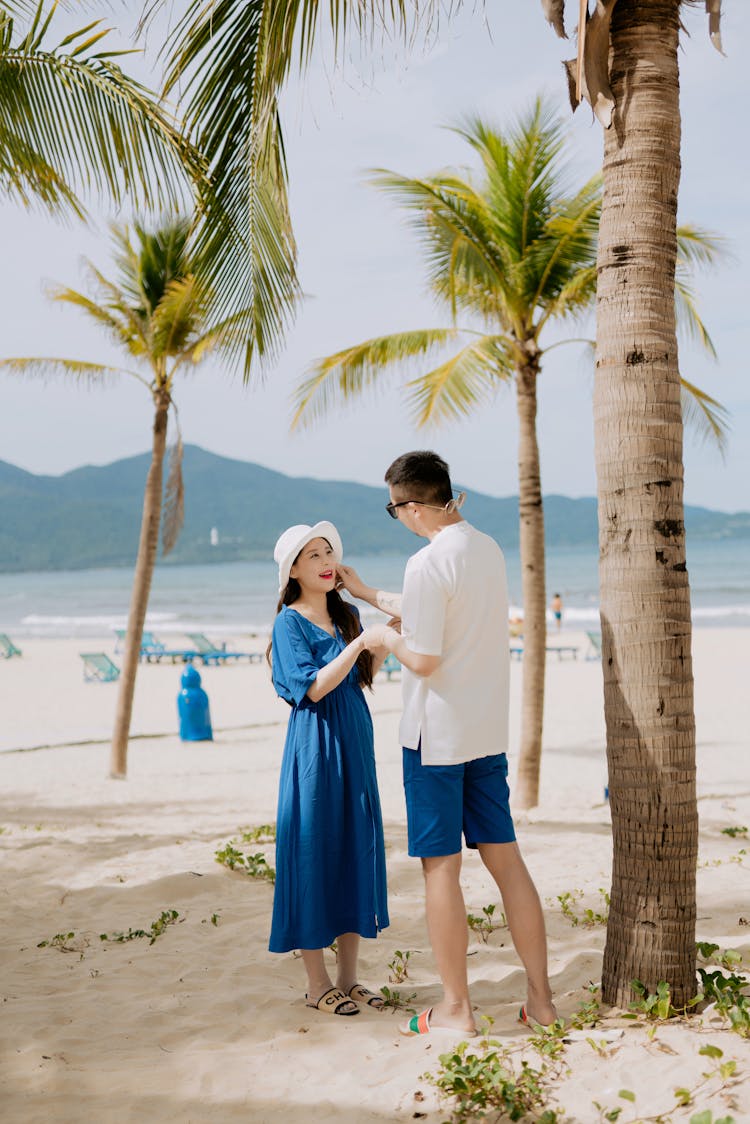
(338, 450), (556, 1036)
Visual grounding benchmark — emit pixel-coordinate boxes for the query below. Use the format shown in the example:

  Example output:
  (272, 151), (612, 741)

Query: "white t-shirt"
(399, 520), (510, 766)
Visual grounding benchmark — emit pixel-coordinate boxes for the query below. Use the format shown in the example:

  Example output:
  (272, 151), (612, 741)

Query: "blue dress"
(269, 605), (389, 953)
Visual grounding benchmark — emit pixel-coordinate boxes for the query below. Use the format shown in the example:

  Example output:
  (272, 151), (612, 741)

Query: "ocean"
(1, 538), (748, 639)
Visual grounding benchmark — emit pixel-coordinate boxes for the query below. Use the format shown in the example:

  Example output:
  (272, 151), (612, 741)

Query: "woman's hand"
(360, 624), (395, 651)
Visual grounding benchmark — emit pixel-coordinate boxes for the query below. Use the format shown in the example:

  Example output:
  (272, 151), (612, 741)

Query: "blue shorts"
(402, 746), (516, 858)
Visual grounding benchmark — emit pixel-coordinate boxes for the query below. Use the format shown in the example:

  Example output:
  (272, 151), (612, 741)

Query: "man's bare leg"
(421, 852), (476, 1032)
(477, 842), (557, 1026)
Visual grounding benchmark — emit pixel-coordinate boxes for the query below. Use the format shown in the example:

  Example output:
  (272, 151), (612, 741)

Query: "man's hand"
(336, 563), (370, 601)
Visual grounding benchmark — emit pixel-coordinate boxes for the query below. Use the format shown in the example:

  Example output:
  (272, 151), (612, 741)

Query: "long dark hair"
(266, 577), (374, 690)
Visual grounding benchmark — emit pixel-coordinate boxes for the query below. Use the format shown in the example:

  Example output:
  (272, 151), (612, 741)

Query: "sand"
(0, 628), (748, 1123)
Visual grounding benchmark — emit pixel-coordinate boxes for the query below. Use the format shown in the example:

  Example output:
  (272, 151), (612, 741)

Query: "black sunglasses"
(385, 499), (423, 519)
(386, 492), (466, 520)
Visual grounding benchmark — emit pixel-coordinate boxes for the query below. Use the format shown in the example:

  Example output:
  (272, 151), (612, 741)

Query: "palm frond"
(370, 169), (514, 326)
(291, 327), (460, 430)
(161, 0), (461, 376)
(0, 3), (204, 217)
(680, 376), (729, 455)
(529, 175), (600, 316)
(405, 335), (514, 428)
(538, 264), (598, 327)
(0, 355), (134, 386)
(162, 429), (184, 555)
(454, 101), (569, 261)
(49, 280), (148, 359)
(162, 1), (299, 376)
(674, 275), (718, 358)
(151, 275), (206, 359)
(676, 223), (729, 270)
(672, 222), (728, 360)
(0, 127), (86, 217)
(0, 2), (35, 24)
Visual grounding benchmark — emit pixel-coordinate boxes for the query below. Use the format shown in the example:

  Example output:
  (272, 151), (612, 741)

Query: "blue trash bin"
(178, 665), (213, 741)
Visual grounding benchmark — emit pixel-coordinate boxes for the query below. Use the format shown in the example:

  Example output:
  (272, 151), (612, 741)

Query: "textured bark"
(595, 0), (698, 1008)
(110, 388), (171, 778)
(513, 355), (547, 810)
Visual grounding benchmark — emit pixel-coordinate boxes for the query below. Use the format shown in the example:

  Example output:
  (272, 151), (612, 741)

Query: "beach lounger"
(129, 632), (198, 663)
(141, 643), (199, 664)
(585, 631), (602, 661)
(113, 629), (182, 660)
(0, 633), (22, 658)
(380, 652), (401, 681)
(184, 632), (262, 665)
(80, 652), (120, 682)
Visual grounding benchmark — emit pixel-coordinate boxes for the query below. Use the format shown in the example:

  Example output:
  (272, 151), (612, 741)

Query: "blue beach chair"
(80, 652), (120, 682)
(184, 632), (262, 665)
(117, 631), (198, 664)
(0, 633), (22, 658)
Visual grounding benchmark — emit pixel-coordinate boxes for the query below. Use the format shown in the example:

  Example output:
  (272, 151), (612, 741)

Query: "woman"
(267, 521), (390, 1016)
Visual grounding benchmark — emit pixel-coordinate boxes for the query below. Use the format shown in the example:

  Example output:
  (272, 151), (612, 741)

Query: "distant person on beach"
(266, 521), (391, 1017)
(550, 592), (563, 631)
(338, 451), (556, 1037)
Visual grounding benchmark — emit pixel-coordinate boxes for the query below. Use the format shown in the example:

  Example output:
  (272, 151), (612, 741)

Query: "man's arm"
(337, 564), (402, 617)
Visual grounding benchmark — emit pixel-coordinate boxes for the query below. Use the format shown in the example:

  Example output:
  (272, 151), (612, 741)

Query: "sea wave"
(22, 612), (178, 627)
(16, 612), (269, 638)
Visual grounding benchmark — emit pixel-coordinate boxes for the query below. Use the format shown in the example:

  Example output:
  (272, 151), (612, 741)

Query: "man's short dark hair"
(385, 451), (453, 505)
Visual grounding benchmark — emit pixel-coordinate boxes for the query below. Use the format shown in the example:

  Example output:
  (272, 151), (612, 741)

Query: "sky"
(0, 3), (748, 512)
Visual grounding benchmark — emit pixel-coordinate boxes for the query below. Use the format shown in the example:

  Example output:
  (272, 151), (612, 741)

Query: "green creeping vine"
(423, 1016), (563, 1122)
(378, 985), (417, 1013)
(99, 909), (181, 946)
(215, 842), (276, 883)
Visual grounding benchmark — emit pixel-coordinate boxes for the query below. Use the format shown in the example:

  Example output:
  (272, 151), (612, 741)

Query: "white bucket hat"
(273, 521), (344, 593)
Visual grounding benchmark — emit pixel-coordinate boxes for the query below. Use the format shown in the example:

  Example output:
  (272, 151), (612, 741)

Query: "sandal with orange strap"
(399, 1008), (478, 1038)
(518, 1004), (554, 1032)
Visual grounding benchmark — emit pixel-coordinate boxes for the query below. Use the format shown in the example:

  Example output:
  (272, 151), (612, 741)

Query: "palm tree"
(0, 218), (260, 778)
(0, 1), (204, 221)
(290, 101), (726, 812)
(542, 0), (725, 1007)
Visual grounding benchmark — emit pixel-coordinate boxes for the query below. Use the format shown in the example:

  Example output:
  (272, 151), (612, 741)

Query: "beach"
(1, 628), (748, 1122)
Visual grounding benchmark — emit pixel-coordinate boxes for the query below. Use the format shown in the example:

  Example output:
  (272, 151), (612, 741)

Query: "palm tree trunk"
(514, 352), (547, 810)
(110, 388), (171, 778)
(595, 0), (698, 1008)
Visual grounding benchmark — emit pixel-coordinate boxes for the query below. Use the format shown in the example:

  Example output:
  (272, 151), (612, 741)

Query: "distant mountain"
(0, 445), (748, 573)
